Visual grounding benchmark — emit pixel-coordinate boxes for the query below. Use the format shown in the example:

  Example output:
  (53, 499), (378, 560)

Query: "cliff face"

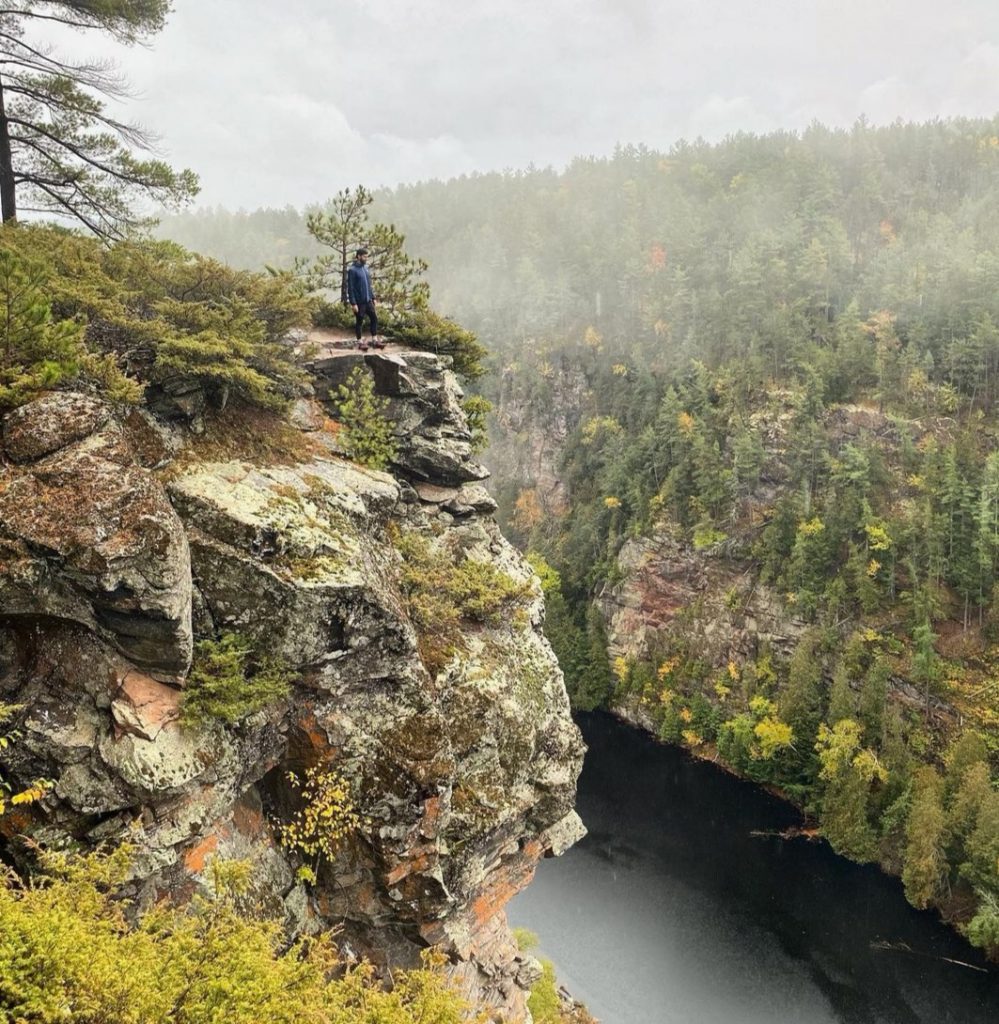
(0, 351), (585, 1021)
(596, 402), (959, 728)
(484, 361), (588, 520)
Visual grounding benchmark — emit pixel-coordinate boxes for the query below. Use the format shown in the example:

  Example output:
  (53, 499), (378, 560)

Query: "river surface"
(509, 712), (999, 1024)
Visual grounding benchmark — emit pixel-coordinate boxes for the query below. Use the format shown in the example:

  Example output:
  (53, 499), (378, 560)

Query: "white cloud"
(23, 0), (999, 208)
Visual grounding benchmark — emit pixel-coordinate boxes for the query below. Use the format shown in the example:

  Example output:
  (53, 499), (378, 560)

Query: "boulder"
(0, 394), (193, 679)
(2, 392), (111, 463)
(309, 352), (489, 486)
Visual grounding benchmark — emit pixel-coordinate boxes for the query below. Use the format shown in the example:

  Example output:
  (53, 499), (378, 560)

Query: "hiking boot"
(371, 336), (387, 349)
(358, 341), (369, 352)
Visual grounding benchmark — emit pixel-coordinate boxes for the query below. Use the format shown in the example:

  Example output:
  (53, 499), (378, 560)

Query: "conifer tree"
(963, 790), (999, 893)
(333, 366), (397, 471)
(573, 605), (613, 711)
(826, 665), (855, 725)
(946, 761), (992, 871)
(0, 1), (198, 235)
(815, 719), (882, 862)
(902, 767), (949, 909)
(0, 246), (82, 407)
(303, 185), (429, 313)
(858, 657), (889, 745)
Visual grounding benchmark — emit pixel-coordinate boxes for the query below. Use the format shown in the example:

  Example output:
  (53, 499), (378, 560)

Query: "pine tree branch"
(0, 10), (94, 32)
(10, 119), (157, 182)
(29, 177), (108, 235)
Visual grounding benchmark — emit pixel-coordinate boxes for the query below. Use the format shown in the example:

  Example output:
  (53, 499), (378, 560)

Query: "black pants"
(354, 301), (378, 340)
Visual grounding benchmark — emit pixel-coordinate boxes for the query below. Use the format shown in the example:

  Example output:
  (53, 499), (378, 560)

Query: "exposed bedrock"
(0, 352), (584, 1021)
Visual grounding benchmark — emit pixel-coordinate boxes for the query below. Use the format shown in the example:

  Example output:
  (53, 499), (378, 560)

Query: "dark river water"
(509, 712), (999, 1024)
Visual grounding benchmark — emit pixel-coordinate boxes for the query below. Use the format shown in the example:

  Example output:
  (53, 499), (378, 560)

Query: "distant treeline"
(163, 115), (999, 380)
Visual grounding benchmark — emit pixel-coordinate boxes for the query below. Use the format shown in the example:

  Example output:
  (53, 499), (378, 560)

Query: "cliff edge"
(0, 350), (585, 1021)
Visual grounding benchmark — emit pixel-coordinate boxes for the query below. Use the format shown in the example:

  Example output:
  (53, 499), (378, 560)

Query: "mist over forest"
(164, 116), (999, 963)
(8, 0), (999, 1017)
(161, 115), (999, 380)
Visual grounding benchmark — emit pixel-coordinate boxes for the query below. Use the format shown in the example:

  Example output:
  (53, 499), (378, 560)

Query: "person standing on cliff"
(346, 248), (383, 351)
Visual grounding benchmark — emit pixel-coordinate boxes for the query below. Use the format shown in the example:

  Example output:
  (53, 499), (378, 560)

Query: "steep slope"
(0, 350), (584, 1021)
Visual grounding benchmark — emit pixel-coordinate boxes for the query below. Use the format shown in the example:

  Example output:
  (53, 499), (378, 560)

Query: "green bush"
(462, 394), (492, 454)
(0, 225), (309, 412)
(0, 848), (476, 1024)
(332, 366), (397, 470)
(0, 248), (85, 409)
(966, 892), (999, 957)
(382, 307), (486, 380)
(528, 959), (561, 1024)
(393, 530), (530, 674)
(181, 634), (294, 726)
(0, 245), (140, 410)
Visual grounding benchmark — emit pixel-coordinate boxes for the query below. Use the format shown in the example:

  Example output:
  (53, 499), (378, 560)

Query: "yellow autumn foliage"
(278, 765), (366, 868)
(0, 848), (479, 1024)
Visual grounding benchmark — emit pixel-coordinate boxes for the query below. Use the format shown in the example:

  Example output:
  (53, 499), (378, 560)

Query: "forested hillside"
(161, 116), (999, 955)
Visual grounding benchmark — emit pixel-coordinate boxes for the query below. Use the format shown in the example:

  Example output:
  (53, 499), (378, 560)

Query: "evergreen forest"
(161, 116), (999, 957)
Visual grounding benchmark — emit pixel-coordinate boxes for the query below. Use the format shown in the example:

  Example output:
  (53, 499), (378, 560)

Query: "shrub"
(381, 306), (487, 380)
(393, 530), (530, 674)
(0, 225), (309, 413)
(462, 394), (492, 454)
(0, 847), (478, 1024)
(332, 366), (397, 470)
(277, 764), (366, 879)
(0, 249), (86, 409)
(180, 634), (293, 726)
(966, 891), (999, 957)
(0, 703), (52, 816)
(528, 959), (561, 1024)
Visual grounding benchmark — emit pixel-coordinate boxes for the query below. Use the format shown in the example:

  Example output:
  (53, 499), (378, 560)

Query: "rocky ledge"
(0, 350), (585, 1022)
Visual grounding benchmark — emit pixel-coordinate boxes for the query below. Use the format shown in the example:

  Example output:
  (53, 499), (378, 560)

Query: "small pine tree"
(333, 366), (398, 471)
(0, 249), (84, 409)
(826, 665), (855, 724)
(572, 605), (614, 711)
(180, 633), (293, 726)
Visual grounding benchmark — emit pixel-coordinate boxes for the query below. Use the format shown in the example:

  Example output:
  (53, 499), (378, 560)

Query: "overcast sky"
(38, 0), (999, 209)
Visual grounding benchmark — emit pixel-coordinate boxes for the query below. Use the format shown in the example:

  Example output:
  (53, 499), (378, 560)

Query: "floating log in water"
(749, 826), (821, 841)
(870, 940), (989, 973)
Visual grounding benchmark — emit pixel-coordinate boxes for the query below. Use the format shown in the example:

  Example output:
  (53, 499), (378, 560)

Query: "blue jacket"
(346, 260), (374, 305)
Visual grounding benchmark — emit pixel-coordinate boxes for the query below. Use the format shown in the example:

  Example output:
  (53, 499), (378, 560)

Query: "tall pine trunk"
(0, 75), (16, 224)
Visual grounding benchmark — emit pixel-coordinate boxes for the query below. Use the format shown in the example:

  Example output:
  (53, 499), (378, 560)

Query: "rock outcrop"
(0, 350), (585, 1022)
(598, 529), (806, 669)
(0, 392), (192, 679)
